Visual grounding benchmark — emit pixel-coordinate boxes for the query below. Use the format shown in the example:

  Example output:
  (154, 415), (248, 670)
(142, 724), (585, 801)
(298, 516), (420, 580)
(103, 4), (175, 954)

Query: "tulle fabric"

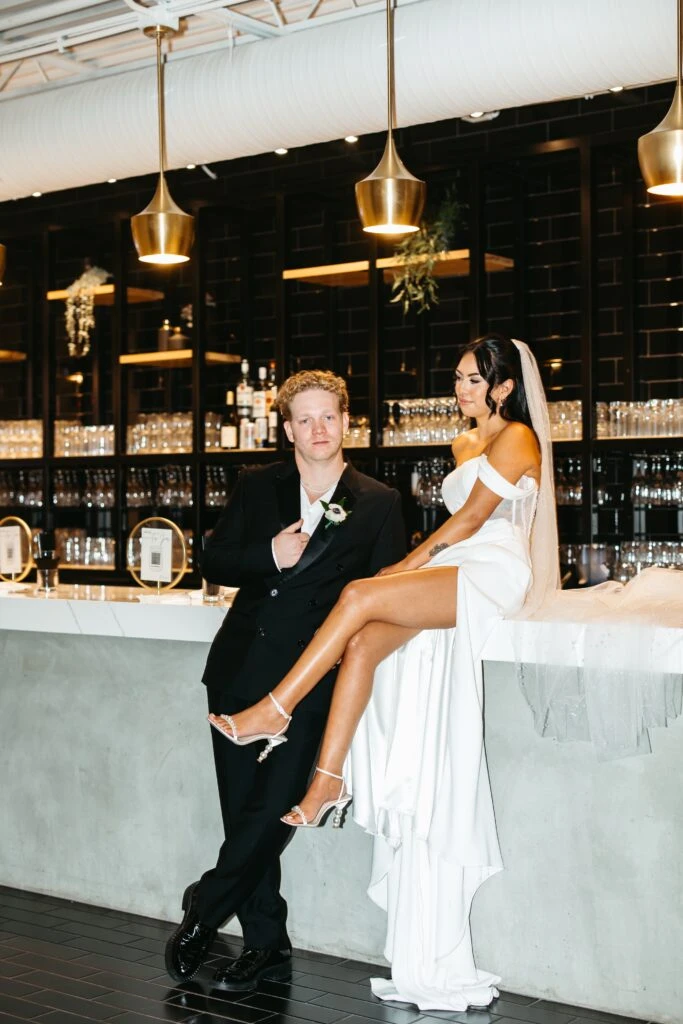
(517, 567), (683, 760)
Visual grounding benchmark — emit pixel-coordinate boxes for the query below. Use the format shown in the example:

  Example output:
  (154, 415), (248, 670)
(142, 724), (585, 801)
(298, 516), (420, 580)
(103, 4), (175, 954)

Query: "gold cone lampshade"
(132, 174), (194, 264)
(356, 135), (426, 235)
(638, 0), (683, 195)
(355, 0), (425, 235)
(131, 26), (194, 264)
(0, 244), (6, 286)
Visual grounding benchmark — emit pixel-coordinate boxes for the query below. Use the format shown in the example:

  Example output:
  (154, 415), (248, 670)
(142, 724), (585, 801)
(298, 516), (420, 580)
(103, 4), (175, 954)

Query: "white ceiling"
(0, 0), (675, 201)
(0, 0), (426, 101)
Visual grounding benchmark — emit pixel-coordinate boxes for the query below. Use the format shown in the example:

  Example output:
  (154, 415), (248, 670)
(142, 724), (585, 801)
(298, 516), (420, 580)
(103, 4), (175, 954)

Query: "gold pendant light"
(638, 0), (683, 196)
(131, 26), (194, 264)
(0, 244), (6, 286)
(355, 0), (425, 235)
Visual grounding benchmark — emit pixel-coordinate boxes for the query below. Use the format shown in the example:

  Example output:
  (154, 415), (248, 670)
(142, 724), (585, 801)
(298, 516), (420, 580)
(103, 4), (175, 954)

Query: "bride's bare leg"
(281, 620), (419, 824)
(211, 567), (458, 739)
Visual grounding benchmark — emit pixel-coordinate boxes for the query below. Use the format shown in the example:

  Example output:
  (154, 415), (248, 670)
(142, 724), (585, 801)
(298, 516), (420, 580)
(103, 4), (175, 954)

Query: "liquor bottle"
(239, 414), (255, 450)
(266, 361), (278, 411)
(220, 390), (238, 450)
(266, 361), (279, 446)
(253, 366), (269, 448)
(236, 359), (254, 420)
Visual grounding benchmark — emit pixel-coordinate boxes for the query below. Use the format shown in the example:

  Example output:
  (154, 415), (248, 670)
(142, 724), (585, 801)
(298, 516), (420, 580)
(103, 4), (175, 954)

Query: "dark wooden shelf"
(47, 285), (163, 305)
(283, 249), (514, 288)
(120, 350), (240, 369)
(593, 437), (683, 452)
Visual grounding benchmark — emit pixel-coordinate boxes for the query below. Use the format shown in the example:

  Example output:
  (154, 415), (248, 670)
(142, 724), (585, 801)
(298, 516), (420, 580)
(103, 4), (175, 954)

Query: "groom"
(165, 369), (406, 991)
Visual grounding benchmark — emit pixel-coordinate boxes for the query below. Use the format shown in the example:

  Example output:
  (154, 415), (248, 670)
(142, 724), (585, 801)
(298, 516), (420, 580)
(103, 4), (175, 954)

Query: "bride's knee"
(343, 625), (377, 664)
(338, 578), (371, 610)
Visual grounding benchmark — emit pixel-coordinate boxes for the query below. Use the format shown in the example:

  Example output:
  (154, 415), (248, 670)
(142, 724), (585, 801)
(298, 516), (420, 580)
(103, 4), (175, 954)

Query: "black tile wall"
(1, 84), (682, 420)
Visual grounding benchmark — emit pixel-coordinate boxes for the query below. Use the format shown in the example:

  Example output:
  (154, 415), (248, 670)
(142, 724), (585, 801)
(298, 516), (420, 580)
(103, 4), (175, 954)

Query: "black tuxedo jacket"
(200, 459), (406, 713)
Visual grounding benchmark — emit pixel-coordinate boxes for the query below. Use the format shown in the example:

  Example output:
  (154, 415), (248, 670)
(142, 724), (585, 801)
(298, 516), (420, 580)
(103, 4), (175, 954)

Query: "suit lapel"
(275, 462), (301, 530)
(282, 464), (358, 582)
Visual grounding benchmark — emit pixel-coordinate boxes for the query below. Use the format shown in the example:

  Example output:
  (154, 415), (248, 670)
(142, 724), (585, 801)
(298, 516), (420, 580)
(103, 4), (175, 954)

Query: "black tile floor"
(0, 887), (650, 1024)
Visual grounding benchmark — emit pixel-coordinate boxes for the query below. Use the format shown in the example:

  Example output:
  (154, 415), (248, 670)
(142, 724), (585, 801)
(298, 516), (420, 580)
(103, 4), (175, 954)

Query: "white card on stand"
(0, 526), (23, 575)
(140, 527), (173, 584)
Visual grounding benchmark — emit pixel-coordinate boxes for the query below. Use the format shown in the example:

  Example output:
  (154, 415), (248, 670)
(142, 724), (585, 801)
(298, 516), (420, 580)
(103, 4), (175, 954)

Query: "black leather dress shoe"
(213, 947), (292, 992)
(165, 882), (217, 983)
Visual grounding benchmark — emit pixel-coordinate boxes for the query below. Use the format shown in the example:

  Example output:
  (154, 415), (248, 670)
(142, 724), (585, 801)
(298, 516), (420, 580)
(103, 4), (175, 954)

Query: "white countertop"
(0, 583), (680, 672)
(0, 583), (230, 642)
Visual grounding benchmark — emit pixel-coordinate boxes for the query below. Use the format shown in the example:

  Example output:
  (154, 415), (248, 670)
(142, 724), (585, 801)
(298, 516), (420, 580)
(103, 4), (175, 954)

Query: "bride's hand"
(376, 559), (411, 577)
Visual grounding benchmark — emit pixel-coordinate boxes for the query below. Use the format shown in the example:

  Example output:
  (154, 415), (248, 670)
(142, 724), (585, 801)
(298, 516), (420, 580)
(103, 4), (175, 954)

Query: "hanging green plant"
(390, 185), (467, 316)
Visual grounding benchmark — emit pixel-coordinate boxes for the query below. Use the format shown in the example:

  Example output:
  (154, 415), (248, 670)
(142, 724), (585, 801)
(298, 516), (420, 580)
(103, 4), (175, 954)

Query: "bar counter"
(1, 583), (682, 1023)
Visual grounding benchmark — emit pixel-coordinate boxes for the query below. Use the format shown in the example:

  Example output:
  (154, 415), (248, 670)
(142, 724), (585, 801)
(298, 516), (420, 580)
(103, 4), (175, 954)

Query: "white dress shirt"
(271, 470), (344, 572)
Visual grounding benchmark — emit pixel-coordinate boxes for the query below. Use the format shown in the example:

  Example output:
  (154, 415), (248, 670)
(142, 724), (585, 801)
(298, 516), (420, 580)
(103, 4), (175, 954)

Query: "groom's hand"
(274, 519), (310, 568)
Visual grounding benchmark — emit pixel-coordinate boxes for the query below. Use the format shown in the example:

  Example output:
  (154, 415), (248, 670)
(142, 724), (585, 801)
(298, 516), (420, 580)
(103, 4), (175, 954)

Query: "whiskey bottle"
(266, 361), (279, 446)
(220, 390), (238, 449)
(236, 359), (254, 420)
(253, 366), (269, 448)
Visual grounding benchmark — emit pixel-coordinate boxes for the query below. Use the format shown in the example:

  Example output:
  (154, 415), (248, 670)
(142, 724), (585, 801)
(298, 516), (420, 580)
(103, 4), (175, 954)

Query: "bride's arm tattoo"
(428, 542), (449, 558)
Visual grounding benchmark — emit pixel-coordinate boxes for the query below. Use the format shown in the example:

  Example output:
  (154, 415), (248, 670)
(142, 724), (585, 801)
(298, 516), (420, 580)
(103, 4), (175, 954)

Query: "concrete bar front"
(1, 584), (681, 1022)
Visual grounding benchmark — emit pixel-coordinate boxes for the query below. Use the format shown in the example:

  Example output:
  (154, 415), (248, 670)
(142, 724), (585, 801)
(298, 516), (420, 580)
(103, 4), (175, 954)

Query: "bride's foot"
(208, 697), (287, 742)
(208, 692), (292, 762)
(281, 767), (350, 828)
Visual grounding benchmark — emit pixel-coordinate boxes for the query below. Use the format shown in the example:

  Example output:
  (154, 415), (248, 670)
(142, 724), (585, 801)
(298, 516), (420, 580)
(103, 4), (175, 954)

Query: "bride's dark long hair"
(458, 333), (533, 429)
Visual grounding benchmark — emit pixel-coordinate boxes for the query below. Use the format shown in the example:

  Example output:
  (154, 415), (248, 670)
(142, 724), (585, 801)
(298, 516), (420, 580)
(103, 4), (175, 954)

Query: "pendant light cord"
(386, 0), (395, 138)
(678, 0), (682, 92)
(156, 27), (166, 177)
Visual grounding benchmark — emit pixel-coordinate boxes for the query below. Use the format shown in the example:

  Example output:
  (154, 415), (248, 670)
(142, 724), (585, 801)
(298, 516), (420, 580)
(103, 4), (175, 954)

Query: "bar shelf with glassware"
(0, 420), (43, 460)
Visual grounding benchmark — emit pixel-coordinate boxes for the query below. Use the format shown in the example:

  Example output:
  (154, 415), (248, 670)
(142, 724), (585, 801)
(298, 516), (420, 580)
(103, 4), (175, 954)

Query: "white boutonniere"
(321, 497), (352, 529)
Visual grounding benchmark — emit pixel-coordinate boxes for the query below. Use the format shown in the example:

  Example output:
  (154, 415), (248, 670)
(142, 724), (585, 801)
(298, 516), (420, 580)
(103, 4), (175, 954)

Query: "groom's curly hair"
(275, 370), (349, 421)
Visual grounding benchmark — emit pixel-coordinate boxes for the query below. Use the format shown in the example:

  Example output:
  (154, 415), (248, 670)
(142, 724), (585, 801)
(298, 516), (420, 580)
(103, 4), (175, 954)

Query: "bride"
(208, 333), (558, 1011)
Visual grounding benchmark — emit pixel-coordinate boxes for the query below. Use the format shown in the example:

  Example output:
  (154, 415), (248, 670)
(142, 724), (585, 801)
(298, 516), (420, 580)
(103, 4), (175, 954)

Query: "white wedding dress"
(346, 454), (538, 1011)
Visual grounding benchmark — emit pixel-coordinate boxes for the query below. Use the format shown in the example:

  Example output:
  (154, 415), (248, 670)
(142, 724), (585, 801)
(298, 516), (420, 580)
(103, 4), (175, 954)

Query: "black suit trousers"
(194, 690), (328, 944)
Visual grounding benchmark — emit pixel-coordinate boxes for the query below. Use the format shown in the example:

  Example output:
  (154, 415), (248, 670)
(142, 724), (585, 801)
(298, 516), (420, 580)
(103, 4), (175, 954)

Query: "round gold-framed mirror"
(126, 516), (188, 592)
(0, 515), (34, 583)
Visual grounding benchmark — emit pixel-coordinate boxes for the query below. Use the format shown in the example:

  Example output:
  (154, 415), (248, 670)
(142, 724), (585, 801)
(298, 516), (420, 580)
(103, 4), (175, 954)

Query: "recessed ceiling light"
(345, 135), (359, 144)
(274, 148), (288, 156)
(469, 111), (484, 118)
(186, 163), (196, 170)
(107, 177), (117, 184)
(609, 85), (624, 93)
(31, 191), (42, 197)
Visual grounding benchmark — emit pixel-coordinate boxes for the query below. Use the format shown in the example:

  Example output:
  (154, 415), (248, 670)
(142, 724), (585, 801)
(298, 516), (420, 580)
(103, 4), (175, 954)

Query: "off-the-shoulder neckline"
(454, 452), (538, 490)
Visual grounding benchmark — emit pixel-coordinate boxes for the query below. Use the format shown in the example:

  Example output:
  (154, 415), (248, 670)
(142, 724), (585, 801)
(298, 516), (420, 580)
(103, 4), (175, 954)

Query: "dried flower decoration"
(64, 263), (111, 357)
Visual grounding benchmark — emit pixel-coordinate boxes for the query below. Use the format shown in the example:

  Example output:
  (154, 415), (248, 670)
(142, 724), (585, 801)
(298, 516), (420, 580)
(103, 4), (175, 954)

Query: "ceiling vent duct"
(0, 0), (674, 201)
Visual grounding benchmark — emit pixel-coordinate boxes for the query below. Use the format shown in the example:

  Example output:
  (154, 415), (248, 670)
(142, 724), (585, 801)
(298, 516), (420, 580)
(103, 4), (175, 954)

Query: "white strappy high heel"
(208, 692), (292, 763)
(281, 767), (352, 829)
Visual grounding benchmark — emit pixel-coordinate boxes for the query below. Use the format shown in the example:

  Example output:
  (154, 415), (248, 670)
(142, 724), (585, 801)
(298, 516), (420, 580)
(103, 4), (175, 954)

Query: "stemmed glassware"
(412, 458), (454, 508)
(53, 469), (115, 509)
(125, 466), (193, 507)
(0, 470), (44, 507)
(554, 457), (583, 506)
(629, 455), (683, 507)
(205, 466), (229, 507)
(548, 401), (582, 441)
(54, 422), (115, 457)
(382, 398), (466, 446)
(0, 420), (43, 459)
(127, 412), (193, 454)
(598, 399), (683, 439)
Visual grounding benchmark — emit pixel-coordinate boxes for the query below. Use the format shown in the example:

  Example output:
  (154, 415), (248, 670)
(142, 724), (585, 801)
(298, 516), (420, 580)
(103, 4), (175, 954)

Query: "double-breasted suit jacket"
(194, 457), (405, 939)
(201, 459), (406, 714)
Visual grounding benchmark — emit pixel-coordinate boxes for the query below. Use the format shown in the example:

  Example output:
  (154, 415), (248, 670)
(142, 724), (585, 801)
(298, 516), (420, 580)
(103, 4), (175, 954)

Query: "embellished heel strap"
(268, 692), (292, 724)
